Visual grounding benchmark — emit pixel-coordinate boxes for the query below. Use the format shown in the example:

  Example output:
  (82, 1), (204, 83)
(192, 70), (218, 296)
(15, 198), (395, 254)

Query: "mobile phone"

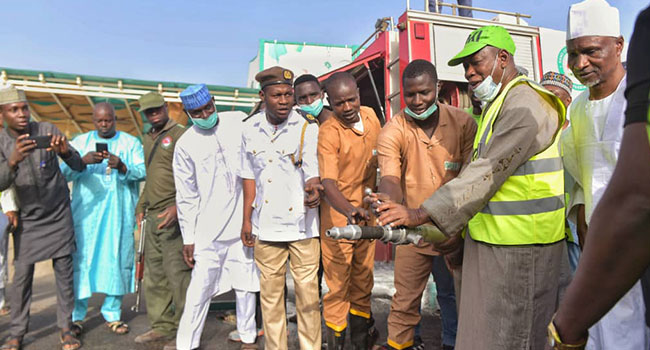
(28, 135), (52, 149)
(96, 143), (108, 153)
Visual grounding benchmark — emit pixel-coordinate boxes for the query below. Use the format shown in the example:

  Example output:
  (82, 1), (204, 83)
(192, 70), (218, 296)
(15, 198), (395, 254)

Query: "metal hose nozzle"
(326, 225), (363, 240)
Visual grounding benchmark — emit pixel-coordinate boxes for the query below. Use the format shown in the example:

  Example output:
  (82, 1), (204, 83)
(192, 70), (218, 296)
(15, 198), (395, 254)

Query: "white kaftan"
(174, 111), (260, 350)
(561, 75), (650, 349)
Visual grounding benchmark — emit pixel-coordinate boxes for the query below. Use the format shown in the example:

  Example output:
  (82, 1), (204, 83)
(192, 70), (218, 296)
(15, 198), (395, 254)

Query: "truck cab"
(320, 1), (579, 125)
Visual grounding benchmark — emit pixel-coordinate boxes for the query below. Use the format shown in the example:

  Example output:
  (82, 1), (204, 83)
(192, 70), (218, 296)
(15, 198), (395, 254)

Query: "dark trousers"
(10, 254), (74, 338)
(388, 246), (458, 348)
(143, 210), (192, 336)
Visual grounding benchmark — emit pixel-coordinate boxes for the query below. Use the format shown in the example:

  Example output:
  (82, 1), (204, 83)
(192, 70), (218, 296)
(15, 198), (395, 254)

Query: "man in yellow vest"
(368, 25), (571, 350)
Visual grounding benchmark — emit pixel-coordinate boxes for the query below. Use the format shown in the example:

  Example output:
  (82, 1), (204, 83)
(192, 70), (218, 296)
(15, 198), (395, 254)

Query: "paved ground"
(1, 258), (444, 350)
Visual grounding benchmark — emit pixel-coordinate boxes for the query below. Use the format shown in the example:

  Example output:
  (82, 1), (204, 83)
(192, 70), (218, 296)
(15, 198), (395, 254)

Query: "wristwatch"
(547, 316), (587, 350)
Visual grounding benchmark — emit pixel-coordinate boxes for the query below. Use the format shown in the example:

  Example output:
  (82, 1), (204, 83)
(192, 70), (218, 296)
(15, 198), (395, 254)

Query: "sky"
(0, 0), (646, 88)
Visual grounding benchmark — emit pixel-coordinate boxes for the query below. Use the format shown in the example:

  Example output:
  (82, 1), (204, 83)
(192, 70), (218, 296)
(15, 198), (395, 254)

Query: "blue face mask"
(404, 101), (438, 120)
(299, 98), (324, 116)
(190, 111), (219, 130)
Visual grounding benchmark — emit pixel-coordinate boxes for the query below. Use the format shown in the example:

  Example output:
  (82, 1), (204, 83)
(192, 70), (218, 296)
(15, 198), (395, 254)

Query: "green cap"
(448, 25), (516, 67)
(138, 92), (165, 112)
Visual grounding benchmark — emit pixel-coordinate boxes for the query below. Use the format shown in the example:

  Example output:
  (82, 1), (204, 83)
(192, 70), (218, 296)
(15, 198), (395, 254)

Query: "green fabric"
(143, 208), (192, 335)
(138, 92), (165, 112)
(468, 76), (566, 246)
(448, 25), (516, 67)
(464, 107), (482, 125)
(136, 120), (187, 214)
(0, 67), (259, 95)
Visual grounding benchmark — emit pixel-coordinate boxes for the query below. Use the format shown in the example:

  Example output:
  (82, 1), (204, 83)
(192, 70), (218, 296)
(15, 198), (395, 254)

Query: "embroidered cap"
(180, 84), (212, 111)
(540, 72), (573, 95)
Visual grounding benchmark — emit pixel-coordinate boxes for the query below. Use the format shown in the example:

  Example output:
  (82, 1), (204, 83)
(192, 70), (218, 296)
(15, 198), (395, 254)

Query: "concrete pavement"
(0, 259), (444, 350)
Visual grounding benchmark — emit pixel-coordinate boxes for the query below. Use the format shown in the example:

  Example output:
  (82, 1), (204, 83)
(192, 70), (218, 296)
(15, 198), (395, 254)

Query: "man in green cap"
(133, 92), (191, 348)
(368, 25), (570, 350)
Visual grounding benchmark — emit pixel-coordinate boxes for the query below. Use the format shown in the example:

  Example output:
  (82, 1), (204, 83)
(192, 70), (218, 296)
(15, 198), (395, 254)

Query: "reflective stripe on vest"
(468, 75), (567, 246)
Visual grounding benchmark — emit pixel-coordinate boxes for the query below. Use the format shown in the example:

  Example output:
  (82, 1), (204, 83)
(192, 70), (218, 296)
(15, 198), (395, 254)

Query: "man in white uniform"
(240, 66), (323, 350)
(172, 84), (260, 350)
(561, 0), (650, 348)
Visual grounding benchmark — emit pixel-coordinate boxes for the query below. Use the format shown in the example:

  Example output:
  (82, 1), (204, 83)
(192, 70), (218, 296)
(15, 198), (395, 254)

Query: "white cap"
(567, 0), (620, 40)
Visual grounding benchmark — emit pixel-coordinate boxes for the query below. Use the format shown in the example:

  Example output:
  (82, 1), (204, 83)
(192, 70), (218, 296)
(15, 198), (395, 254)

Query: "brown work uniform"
(377, 104), (476, 348)
(318, 106), (380, 331)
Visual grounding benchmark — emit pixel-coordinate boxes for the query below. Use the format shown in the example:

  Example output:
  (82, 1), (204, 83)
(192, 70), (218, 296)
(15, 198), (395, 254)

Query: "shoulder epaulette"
(296, 109), (319, 125)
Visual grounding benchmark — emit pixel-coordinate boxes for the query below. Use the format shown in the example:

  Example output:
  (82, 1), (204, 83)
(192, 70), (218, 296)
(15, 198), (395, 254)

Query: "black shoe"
(349, 313), (380, 350)
(325, 326), (346, 350)
(377, 338), (424, 350)
(413, 336), (425, 350)
(442, 345), (454, 350)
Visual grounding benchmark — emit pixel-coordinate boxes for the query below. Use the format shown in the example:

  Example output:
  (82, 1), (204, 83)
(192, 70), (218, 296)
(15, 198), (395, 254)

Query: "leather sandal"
(0, 306), (10, 317)
(70, 321), (83, 337)
(60, 330), (81, 350)
(106, 321), (129, 335)
(0, 337), (22, 350)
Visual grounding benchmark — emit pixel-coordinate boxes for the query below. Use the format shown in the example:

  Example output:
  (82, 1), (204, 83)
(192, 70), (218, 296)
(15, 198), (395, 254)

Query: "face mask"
(473, 55), (506, 103)
(404, 100), (438, 120)
(190, 111), (219, 130)
(299, 98), (324, 116)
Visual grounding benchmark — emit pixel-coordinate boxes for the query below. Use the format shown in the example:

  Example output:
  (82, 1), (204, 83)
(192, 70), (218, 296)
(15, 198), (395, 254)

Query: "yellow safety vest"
(468, 75), (567, 246)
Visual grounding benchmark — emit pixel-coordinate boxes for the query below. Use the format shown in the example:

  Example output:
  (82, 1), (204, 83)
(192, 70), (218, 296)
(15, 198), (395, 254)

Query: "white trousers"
(176, 239), (259, 350)
(587, 281), (650, 350)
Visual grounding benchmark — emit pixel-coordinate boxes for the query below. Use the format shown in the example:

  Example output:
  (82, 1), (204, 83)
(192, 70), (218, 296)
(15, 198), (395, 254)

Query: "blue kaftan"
(61, 131), (145, 299)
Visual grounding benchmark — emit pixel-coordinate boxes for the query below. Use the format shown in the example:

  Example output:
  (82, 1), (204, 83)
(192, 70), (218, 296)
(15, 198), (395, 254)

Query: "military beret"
(255, 66), (294, 89)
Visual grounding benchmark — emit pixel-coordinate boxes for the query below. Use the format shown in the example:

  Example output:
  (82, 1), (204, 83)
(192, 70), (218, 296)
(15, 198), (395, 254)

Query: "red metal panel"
(382, 32), (393, 122)
(414, 23), (426, 39)
(398, 12), (410, 111)
(409, 21), (432, 63)
(536, 35), (544, 80)
(398, 16), (433, 110)
(318, 52), (383, 82)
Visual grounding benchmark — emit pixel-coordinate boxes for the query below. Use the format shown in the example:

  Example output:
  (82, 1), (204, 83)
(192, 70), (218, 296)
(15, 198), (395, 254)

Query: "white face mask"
(473, 54), (506, 103)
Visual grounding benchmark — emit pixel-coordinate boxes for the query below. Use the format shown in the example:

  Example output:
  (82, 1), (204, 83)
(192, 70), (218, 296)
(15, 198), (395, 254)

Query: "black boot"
(350, 313), (379, 349)
(325, 326), (346, 350)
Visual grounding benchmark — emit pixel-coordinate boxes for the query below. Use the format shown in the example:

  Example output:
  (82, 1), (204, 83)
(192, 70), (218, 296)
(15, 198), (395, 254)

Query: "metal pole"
(352, 29), (379, 58)
(365, 63), (386, 125)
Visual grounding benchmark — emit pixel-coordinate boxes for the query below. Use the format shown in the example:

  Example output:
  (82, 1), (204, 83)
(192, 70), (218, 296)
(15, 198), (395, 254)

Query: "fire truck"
(321, 1), (580, 260)
(319, 1), (582, 126)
